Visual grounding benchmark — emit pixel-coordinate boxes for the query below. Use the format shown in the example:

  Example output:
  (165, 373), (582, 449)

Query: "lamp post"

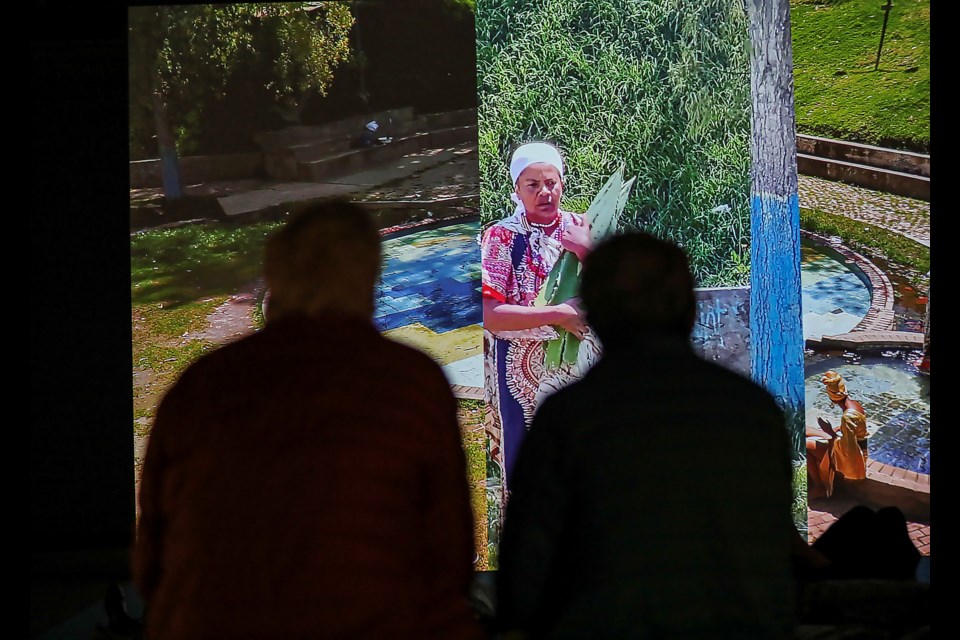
(875, 0), (894, 71)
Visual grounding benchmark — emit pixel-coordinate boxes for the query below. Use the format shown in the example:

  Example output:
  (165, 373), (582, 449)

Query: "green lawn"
(131, 221), (278, 449)
(791, 0), (929, 151)
(131, 220), (282, 308)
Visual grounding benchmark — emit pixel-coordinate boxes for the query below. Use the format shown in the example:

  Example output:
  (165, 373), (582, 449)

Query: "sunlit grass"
(459, 397), (489, 569)
(800, 206), (930, 277)
(131, 220), (282, 307)
(793, 460), (808, 536)
(791, 0), (930, 152)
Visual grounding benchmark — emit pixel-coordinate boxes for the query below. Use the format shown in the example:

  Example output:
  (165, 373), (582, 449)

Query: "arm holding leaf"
(483, 297), (589, 336)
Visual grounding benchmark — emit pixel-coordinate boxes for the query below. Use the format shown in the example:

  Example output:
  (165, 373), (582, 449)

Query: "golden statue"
(805, 371), (868, 499)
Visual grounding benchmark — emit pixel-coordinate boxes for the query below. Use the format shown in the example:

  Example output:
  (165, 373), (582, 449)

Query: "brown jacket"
(135, 313), (482, 639)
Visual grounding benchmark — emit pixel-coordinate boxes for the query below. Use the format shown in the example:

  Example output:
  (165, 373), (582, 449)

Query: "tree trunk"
(746, 1), (805, 465)
(152, 78), (183, 199)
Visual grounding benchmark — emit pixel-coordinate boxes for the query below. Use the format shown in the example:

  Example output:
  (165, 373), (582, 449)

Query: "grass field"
(791, 0), (929, 151)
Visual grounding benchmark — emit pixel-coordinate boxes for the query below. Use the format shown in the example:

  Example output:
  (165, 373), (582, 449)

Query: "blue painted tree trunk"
(152, 84), (183, 199)
(159, 145), (183, 199)
(747, 0), (806, 528)
(750, 192), (804, 457)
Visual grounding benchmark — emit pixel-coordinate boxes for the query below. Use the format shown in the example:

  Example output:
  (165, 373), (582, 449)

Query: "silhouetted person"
(794, 505), (921, 583)
(134, 200), (483, 640)
(495, 232), (797, 639)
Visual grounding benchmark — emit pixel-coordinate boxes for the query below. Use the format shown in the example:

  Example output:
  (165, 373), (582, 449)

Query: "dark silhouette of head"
(580, 231), (696, 343)
(263, 199), (381, 323)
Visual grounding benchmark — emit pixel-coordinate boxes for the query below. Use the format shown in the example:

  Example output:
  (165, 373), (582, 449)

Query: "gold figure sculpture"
(805, 371), (868, 499)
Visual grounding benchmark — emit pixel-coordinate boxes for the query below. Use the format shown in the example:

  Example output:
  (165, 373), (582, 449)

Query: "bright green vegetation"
(477, 0), (752, 287)
(800, 207), (930, 279)
(791, 0), (930, 152)
(131, 220), (282, 307)
(459, 399), (487, 482)
(131, 220), (280, 445)
(793, 461), (808, 535)
(129, 3), (354, 159)
(458, 398), (489, 568)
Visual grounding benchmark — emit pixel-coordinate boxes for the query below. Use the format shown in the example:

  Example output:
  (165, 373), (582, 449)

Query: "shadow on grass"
(131, 219), (282, 308)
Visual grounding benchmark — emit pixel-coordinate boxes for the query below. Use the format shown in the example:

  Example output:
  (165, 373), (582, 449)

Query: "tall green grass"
(477, 0), (752, 286)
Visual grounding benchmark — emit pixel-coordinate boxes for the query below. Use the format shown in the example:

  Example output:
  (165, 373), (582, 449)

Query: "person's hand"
(817, 417), (837, 438)
(561, 222), (592, 261)
(553, 297), (589, 338)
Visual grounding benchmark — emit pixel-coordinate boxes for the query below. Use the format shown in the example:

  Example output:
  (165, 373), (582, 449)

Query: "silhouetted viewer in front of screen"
(495, 232), (797, 639)
(134, 200), (483, 640)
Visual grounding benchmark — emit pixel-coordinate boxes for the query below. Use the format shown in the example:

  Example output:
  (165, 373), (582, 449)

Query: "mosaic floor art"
(375, 219), (483, 387)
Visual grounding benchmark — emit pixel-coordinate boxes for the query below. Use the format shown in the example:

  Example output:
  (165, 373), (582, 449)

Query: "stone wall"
(797, 134), (929, 177)
(130, 152), (263, 189)
(691, 286), (751, 378)
(796, 134), (930, 201)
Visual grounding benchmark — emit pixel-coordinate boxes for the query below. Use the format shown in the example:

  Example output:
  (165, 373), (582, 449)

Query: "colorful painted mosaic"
(375, 220), (483, 387)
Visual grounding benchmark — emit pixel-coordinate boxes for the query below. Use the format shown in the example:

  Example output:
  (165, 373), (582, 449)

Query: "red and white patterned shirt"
(481, 210), (584, 307)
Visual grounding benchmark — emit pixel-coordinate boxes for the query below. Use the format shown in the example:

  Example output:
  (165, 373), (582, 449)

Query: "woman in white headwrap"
(481, 142), (596, 490)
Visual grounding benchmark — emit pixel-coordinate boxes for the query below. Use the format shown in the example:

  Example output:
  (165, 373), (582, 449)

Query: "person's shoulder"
(482, 220), (517, 242)
(696, 357), (783, 411)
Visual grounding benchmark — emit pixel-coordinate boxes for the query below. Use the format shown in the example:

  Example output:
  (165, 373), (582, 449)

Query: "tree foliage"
(129, 2), (354, 159)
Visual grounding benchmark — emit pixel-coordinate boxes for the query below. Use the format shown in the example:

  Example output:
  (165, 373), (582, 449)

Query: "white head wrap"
(509, 142), (565, 216)
(366, 121), (379, 132)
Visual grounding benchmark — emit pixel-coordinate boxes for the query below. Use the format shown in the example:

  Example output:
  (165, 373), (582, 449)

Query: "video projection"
(128, 0), (489, 560)
(476, 0), (757, 566)
(130, 0), (930, 573)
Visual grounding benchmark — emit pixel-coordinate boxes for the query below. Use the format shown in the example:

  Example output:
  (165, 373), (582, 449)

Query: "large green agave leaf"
(534, 165), (637, 369)
(616, 175), (637, 230)
(533, 252), (564, 307)
(587, 164), (626, 244)
(537, 252), (580, 307)
(561, 326), (581, 364)
(544, 335), (564, 367)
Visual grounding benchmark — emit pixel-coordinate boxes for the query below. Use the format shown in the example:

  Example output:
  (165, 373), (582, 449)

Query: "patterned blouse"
(481, 210), (584, 310)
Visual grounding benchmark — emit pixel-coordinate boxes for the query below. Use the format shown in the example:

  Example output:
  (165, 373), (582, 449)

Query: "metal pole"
(875, 0), (894, 71)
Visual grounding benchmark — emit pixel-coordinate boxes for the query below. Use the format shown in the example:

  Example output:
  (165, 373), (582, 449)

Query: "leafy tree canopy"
(129, 2), (354, 158)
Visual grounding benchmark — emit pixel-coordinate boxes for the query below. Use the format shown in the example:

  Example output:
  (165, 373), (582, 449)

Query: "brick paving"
(798, 174), (930, 247)
(808, 493), (930, 557)
(800, 176), (930, 557)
